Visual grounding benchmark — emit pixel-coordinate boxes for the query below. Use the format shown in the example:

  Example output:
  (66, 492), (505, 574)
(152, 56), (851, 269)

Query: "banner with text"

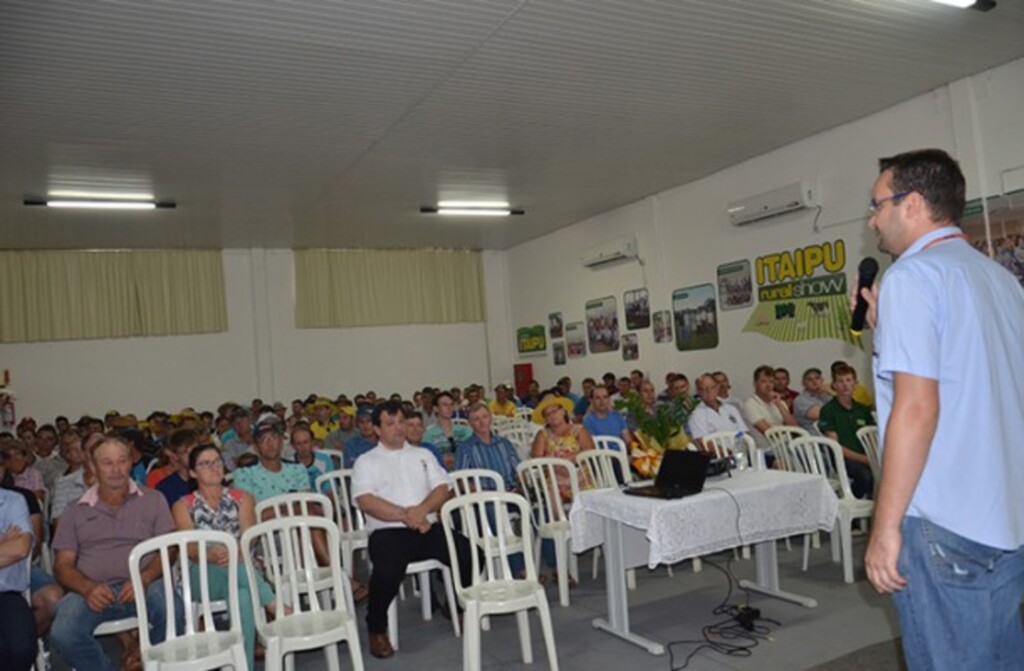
(742, 240), (857, 344)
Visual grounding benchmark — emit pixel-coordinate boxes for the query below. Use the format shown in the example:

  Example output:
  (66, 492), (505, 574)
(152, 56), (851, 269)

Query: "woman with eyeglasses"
(171, 444), (281, 671)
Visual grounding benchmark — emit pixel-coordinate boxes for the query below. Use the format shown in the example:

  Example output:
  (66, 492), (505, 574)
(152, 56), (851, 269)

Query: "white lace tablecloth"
(570, 470), (838, 568)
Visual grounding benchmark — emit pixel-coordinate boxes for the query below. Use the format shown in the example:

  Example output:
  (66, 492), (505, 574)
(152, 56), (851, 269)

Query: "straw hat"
(531, 395), (575, 425)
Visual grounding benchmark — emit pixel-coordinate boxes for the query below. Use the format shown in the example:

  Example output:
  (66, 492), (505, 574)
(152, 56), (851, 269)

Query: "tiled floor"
(50, 534), (899, 670)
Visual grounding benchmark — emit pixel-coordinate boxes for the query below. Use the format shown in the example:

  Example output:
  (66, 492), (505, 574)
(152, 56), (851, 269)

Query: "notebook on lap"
(624, 450), (710, 499)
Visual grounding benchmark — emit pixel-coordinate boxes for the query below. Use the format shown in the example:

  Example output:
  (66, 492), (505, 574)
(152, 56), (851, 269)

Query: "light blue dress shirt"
(0, 489), (32, 592)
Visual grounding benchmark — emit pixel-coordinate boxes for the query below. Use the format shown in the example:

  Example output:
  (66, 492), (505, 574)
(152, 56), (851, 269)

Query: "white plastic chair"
(515, 406), (534, 422)
(504, 425), (540, 462)
(255, 493), (342, 610)
(384, 558), (461, 651)
(441, 492), (559, 671)
(592, 435), (627, 453)
(317, 449), (346, 471)
(316, 470), (369, 582)
(856, 426), (880, 481)
(450, 468), (525, 568)
(516, 458), (579, 607)
(764, 425), (809, 470)
(790, 436), (874, 583)
(241, 516), (363, 671)
(575, 449), (638, 587)
(128, 529), (247, 671)
(701, 431), (760, 470)
(452, 418), (470, 429)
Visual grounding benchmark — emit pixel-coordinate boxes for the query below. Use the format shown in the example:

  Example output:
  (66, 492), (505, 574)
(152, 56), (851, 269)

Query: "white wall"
(505, 57), (1024, 401)
(1, 249), (498, 422)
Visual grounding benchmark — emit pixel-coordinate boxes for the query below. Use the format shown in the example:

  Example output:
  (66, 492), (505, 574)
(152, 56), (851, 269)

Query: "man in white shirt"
(742, 365), (799, 452)
(352, 401), (474, 659)
(689, 374), (749, 448)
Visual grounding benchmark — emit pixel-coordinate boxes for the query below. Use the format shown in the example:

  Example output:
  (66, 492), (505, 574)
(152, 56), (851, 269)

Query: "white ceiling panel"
(1, 0), (1023, 250)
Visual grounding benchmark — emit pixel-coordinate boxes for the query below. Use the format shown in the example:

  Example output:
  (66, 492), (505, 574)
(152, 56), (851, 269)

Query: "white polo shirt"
(689, 401), (749, 440)
(351, 442), (452, 532)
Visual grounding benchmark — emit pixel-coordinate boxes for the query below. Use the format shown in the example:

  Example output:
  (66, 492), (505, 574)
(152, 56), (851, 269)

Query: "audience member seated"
(221, 407), (255, 471)
(663, 373), (698, 424)
(342, 406), (380, 469)
(51, 435), (183, 671)
(793, 367), (833, 434)
(155, 428), (200, 507)
(33, 423), (67, 494)
(289, 423), (333, 491)
(557, 376), (581, 404)
(773, 368), (799, 412)
(323, 403), (358, 452)
(115, 427), (154, 486)
(352, 401), (474, 659)
(743, 365), (800, 455)
(3, 441), (46, 502)
(422, 391), (471, 470)
(233, 415), (309, 506)
(308, 398), (339, 441)
(403, 411), (446, 468)
(171, 444), (281, 671)
(52, 432), (99, 529)
(712, 371), (742, 408)
(0, 487), (35, 671)
(818, 364), (876, 499)
(626, 380), (660, 432)
(456, 403), (521, 491)
(831, 360), (875, 409)
(531, 393), (595, 583)
(582, 385), (634, 447)
(523, 379), (543, 408)
(487, 384), (517, 418)
(572, 377), (597, 420)
(689, 374), (750, 449)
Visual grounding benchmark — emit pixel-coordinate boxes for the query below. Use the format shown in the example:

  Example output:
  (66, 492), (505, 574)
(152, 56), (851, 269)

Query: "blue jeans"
(50, 580), (184, 671)
(893, 516), (1024, 671)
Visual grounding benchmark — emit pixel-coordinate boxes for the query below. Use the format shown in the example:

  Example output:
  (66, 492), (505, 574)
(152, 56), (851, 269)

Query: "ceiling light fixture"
(927, 0), (996, 9)
(24, 198), (176, 210)
(421, 202), (524, 216)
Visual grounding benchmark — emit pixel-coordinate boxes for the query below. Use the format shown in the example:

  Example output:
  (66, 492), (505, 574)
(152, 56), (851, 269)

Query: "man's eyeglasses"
(868, 191), (910, 213)
(195, 458), (223, 470)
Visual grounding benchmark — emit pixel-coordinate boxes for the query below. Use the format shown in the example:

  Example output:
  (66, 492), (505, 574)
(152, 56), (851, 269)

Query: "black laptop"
(624, 450), (711, 499)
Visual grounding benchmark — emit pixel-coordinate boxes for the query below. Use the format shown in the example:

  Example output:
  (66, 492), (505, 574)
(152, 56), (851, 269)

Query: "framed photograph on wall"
(717, 260), (753, 310)
(516, 325), (547, 356)
(566, 322), (587, 359)
(553, 342), (567, 366)
(585, 296), (620, 353)
(652, 310), (673, 343)
(622, 333), (639, 360)
(672, 283), (719, 351)
(548, 311), (564, 339)
(624, 288), (650, 330)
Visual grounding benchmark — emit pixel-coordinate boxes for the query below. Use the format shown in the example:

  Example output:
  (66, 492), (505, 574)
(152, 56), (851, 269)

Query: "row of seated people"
(0, 396), (594, 669)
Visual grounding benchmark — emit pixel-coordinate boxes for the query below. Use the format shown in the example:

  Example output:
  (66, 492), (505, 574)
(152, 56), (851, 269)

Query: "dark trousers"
(845, 460), (874, 499)
(0, 591), (37, 671)
(366, 523), (474, 634)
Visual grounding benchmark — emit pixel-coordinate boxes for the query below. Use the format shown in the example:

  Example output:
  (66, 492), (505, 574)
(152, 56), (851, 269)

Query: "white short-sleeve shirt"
(351, 442), (452, 532)
(689, 401), (749, 439)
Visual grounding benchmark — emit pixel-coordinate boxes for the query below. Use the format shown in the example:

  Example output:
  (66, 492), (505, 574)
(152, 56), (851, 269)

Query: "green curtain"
(0, 250), (227, 342)
(295, 249), (486, 328)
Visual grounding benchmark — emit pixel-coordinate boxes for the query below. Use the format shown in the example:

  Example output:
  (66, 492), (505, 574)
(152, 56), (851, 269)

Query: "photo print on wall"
(585, 296), (620, 353)
(672, 283), (718, 351)
(624, 288), (650, 329)
(566, 321), (587, 359)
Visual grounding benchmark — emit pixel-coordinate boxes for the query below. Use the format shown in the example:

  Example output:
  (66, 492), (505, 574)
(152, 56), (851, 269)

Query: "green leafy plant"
(613, 392), (689, 448)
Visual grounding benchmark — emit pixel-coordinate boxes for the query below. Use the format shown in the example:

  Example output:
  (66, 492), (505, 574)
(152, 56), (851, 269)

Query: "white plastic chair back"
(791, 436), (856, 501)
(576, 449), (632, 489)
(856, 426), (880, 477)
(702, 431), (759, 469)
(255, 491), (332, 521)
(491, 416), (513, 435)
(451, 468), (506, 497)
(516, 406), (534, 422)
(315, 469), (368, 578)
(504, 425), (540, 461)
(317, 448), (345, 471)
(593, 435), (627, 453)
(128, 529), (246, 670)
(516, 458), (578, 525)
(240, 516), (364, 671)
(440, 492), (559, 670)
(764, 425), (809, 470)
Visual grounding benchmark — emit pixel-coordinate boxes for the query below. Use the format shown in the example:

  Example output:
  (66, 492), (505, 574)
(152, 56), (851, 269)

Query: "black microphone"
(850, 256), (879, 335)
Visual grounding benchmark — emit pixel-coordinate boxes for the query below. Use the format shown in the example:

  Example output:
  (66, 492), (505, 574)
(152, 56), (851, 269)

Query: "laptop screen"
(654, 450), (710, 492)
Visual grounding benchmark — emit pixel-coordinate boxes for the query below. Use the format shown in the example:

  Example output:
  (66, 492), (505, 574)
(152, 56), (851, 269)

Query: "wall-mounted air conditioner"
(580, 236), (638, 268)
(727, 181), (817, 226)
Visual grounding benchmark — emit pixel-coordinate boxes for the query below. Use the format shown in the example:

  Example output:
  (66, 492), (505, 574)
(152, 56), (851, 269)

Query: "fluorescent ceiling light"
(47, 190), (155, 201)
(436, 208), (511, 216)
(437, 200), (510, 208)
(927, 0), (995, 8)
(46, 200), (157, 210)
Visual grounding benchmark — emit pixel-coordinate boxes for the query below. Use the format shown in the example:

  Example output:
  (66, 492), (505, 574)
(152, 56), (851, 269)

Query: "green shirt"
(818, 398), (874, 453)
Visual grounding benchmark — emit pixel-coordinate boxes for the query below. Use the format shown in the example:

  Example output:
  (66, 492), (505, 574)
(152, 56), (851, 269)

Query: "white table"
(570, 469), (839, 655)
